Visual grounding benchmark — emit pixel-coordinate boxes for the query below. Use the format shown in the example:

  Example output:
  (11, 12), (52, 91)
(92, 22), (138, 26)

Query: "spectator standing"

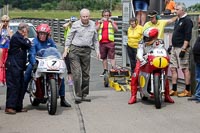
(63, 16), (78, 41)
(24, 24), (71, 107)
(133, 0), (150, 26)
(63, 8), (100, 103)
(143, 10), (178, 40)
(169, 2), (193, 97)
(188, 16), (200, 102)
(96, 9), (118, 76)
(164, 0), (176, 15)
(127, 17), (143, 74)
(63, 16), (78, 85)
(5, 23), (31, 114)
(0, 15), (13, 86)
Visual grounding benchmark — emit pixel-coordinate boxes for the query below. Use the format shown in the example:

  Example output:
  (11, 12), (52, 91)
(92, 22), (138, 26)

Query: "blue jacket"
(28, 37), (57, 65)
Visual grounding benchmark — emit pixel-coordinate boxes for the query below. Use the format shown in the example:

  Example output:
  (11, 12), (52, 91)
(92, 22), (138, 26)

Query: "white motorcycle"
(28, 47), (66, 115)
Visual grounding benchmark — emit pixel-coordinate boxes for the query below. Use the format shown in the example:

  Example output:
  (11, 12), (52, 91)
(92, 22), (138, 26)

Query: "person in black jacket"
(169, 2), (193, 97)
(5, 23), (32, 114)
(188, 15), (200, 102)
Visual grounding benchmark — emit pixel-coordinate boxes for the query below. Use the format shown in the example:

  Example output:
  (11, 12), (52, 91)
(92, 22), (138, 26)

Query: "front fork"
(150, 71), (165, 93)
(44, 74), (59, 98)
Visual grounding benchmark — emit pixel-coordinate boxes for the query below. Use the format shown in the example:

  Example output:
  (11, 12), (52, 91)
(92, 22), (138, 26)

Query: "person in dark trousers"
(63, 8), (100, 104)
(169, 2), (193, 97)
(24, 23), (71, 108)
(5, 23), (32, 114)
(127, 17), (143, 74)
(188, 15), (200, 102)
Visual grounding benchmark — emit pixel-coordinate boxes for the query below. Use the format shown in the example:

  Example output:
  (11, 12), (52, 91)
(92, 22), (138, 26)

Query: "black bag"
(163, 9), (171, 15)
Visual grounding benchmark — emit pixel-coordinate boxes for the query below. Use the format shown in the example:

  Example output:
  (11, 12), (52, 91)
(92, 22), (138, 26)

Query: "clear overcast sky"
(175, 0), (199, 7)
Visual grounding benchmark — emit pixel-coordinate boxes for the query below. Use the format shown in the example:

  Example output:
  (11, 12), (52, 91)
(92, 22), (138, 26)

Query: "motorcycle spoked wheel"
(153, 75), (162, 109)
(47, 78), (57, 115)
(29, 79), (40, 106)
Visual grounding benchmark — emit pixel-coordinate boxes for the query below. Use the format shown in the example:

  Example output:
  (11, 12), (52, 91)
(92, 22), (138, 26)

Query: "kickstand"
(81, 97), (91, 102)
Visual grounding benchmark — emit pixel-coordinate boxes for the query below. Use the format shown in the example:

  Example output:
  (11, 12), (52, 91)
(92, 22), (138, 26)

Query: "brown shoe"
(5, 108), (16, 115)
(16, 108), (28, 113)
(178, 89), (191, 97)
(169, 89), (178, 96)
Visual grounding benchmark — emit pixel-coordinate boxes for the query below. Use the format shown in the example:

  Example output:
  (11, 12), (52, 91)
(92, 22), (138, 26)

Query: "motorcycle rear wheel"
(154, 75), (162, 109)
(47, 79), (57, 115)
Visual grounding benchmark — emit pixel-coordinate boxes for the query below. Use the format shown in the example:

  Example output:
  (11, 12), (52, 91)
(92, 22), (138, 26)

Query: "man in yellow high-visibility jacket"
(96, 9), (118, 76)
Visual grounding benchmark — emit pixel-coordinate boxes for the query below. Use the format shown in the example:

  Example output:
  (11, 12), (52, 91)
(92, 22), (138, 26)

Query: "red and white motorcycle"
(28, 47), (66, 115)
(138, 47), (169, 109)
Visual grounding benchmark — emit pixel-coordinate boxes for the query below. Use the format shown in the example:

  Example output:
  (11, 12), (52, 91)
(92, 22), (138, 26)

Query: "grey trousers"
(69, 45), (91, 97)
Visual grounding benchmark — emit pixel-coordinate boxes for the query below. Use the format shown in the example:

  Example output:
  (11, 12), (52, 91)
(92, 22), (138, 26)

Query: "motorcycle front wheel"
(47, 78), (57, 115)
(154, 75), (162, 109)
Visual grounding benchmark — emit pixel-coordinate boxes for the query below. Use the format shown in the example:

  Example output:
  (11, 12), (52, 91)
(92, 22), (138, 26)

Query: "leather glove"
(179, 50), (185, 58)
(167, 45), (172, 54)
(140, 59), (147, 67)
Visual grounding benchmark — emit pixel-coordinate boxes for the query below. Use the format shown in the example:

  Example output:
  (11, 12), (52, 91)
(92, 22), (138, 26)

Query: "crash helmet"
(36, 24), (51, 34)
(36, 24), (51, 42)
(70, 16), (78, 22)
(143, 27), (159, 43)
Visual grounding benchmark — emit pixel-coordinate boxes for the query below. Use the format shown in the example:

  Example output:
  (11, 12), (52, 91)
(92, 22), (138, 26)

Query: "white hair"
(80, 8), (90, 16)
(176, 2), (187, 12)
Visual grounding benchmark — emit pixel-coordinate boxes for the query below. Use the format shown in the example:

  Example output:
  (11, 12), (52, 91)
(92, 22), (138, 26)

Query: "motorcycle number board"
(47, 59), (61, 70)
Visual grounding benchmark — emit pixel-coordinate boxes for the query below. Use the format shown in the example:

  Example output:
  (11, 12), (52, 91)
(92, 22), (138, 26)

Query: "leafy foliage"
(188, 3), (200, 12)
(1, 0), (121, 10)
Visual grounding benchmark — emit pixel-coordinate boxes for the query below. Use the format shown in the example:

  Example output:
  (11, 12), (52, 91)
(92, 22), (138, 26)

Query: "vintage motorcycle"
(28, 47), (66, 115)
(138, 47), (169, 109)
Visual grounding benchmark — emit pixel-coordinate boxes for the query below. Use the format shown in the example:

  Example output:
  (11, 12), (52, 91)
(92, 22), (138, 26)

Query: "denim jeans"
(195, 63), (200, 100)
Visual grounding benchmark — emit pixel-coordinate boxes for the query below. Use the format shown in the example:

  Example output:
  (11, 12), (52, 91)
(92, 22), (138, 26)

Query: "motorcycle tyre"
(47, 79), (57, 115)
(104, 74), (109, 87)
(29, 80), (40, 106)
(154, 75), (162, 109)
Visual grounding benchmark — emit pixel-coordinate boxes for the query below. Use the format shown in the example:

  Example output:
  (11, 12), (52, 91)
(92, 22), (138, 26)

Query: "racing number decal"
(52, 61), (57, 66)
(47, 60), (61, 70)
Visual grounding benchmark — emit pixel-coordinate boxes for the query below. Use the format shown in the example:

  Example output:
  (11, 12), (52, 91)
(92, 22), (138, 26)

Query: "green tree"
(188, 3), (200, 11)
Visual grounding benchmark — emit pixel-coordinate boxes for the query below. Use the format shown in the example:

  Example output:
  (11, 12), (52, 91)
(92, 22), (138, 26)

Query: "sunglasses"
(2, 20), (9, 23)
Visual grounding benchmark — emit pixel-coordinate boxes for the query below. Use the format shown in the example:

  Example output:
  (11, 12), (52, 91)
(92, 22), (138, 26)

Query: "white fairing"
(34, 48), (66, 78)
(152, 48), (167, 57)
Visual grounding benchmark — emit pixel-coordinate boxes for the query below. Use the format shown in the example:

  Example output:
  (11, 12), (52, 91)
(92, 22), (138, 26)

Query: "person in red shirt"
(96, 9), (118, 76)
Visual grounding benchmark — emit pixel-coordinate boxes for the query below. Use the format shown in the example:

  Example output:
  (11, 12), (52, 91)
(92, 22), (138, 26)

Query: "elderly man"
(5, 23), (32, 114)
(63, 8), (100, 103)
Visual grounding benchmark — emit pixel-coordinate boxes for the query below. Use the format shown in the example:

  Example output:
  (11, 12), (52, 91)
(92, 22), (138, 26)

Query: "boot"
(164, 80), (174, 103)
(60, 96), (71, 107)
(128, 86), (137, 104)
